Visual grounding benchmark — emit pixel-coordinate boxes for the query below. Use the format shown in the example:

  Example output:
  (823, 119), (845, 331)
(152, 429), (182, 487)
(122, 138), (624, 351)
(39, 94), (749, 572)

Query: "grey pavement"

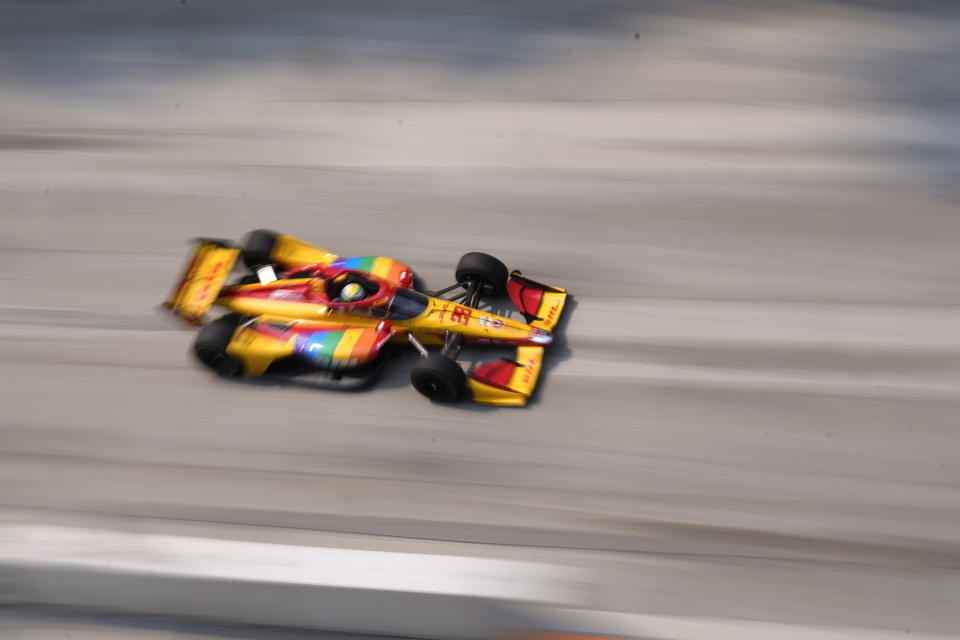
(1, 1), (959, 637)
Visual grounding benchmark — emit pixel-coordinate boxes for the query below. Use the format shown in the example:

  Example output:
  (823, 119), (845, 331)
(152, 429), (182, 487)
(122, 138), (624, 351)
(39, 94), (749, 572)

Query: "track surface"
(2, 2), (960, 636)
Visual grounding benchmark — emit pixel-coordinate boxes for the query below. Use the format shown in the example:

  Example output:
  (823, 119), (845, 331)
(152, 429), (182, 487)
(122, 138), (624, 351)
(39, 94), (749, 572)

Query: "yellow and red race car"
(163, 230), (567, 406)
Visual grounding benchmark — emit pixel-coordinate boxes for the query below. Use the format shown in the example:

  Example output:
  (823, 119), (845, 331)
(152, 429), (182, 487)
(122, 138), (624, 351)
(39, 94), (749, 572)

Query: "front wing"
(468, 272), (568, 406)
(468, 346), (545, 407)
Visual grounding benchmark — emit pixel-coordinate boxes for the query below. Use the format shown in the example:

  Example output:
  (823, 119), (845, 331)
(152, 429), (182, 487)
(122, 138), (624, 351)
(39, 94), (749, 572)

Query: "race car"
(163, 230), (567, 406)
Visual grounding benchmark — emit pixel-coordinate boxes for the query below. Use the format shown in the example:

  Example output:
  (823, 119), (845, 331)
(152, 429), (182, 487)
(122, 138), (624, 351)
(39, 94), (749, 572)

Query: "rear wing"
(163, 239), (239, 325)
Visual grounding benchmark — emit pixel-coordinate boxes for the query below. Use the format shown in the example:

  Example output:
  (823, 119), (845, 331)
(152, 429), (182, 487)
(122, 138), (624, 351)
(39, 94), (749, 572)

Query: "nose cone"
(528, 327), (553, 345)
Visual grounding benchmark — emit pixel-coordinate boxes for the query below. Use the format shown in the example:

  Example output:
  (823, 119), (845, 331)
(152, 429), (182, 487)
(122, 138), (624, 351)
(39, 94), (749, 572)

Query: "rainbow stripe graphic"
(331, 256), (408, 285)
(294, 328), (380, 369)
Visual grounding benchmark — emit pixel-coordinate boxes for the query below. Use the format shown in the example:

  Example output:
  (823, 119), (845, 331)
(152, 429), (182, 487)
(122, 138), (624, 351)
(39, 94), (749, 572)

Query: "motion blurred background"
(1, 1), (959, 638)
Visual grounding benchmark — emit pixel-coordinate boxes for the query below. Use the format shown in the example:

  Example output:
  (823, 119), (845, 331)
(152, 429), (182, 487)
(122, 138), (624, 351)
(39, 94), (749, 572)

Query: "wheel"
(242, 229), (280, 270)
(411, 354), (467, 402)
(194, 314), (242, 377)
(455, 252), (508, 297)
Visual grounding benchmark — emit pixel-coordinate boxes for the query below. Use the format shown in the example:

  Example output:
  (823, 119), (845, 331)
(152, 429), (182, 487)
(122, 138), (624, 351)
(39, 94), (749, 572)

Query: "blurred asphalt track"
(1, 1), (960, 637)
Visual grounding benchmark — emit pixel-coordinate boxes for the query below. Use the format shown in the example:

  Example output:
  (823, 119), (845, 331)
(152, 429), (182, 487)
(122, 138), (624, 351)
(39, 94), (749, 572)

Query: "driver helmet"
(340, 282), (365, 302)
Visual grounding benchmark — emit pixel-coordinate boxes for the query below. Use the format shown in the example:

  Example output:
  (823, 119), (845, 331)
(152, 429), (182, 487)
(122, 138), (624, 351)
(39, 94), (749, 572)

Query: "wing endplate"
(468, 346), (544, 407)
(164, 240), (240, 325)
(506, 270), (567, 331)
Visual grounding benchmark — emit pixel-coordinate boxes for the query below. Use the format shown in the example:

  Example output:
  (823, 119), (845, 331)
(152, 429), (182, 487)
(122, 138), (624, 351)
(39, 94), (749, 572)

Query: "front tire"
(194, 314), (242, 377)
(411, 354), (467, 402)
(455, 252), (508, 297)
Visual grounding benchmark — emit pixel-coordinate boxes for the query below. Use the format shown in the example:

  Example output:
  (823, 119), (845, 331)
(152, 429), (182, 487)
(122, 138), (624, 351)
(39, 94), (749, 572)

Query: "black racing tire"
(455, 252), (508, 297)
(194, 314), (243, 377)
(242, 229), (281, 270)
(411, 354), (467, 402)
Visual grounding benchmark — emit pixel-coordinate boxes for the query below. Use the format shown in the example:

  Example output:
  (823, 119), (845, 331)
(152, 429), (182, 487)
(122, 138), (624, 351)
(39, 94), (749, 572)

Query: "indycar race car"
(163, 230), (567, 406)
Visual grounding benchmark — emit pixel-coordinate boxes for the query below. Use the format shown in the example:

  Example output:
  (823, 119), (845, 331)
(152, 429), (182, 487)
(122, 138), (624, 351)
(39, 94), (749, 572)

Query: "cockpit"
(304, 269), (430, 320)
(386, 287), (430, 320)
(327, 271), (380, 302)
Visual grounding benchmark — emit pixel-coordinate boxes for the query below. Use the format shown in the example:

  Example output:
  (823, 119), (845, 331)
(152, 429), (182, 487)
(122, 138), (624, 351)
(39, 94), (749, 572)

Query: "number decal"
(450, 305), (471, 326)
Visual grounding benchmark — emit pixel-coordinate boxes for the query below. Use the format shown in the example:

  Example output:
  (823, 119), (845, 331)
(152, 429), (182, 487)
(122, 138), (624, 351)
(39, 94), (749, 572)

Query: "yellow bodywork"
(164, 242), (240, 325)
(226, 322), (297, 376)
(531, 289), (567, 332)
(225, 316), (393, 377)
(509, 269), (568, 332)
(268, 234), (339, 269)
(217, 287), (536, 344)
(468, 346), (545, 407)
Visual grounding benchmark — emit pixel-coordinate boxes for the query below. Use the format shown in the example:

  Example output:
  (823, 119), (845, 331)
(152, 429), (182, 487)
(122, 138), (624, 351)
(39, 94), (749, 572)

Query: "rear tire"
(242, 229), (280, 270)
(411, 354), (467, 402)
(194, 314), (242, 377)
(455, 252), (508, 297)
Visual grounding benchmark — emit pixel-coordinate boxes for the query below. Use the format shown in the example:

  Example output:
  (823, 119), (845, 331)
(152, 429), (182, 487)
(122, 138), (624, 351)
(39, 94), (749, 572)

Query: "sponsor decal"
(477, 316), (504, 329)
(545, 303), (559, 324)
(450, 305), (471, 326)
(520, 356), (538, 385)
(197, 260), (225, 305)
